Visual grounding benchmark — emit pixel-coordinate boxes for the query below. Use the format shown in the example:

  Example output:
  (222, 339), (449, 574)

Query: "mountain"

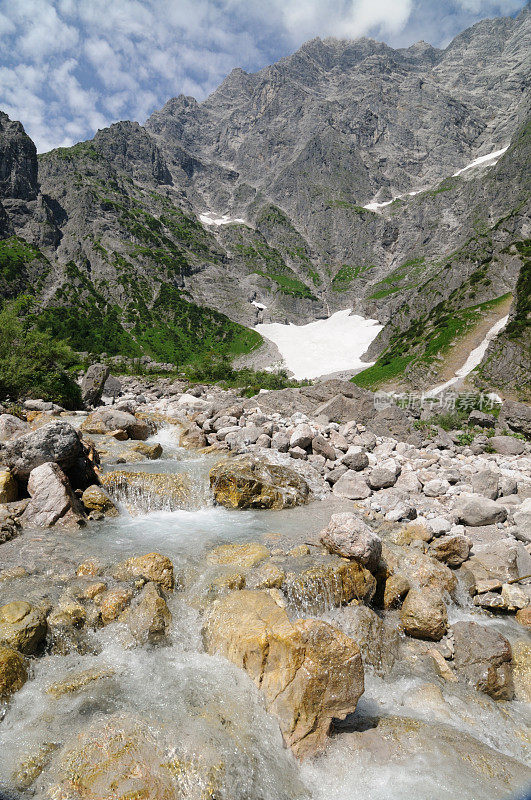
(0, 5), (529, 395)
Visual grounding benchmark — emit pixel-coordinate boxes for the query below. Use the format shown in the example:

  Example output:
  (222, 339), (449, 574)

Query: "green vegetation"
(504, 239), (530, 340)
(352, 294), (510, 390)
(184, 355), (310, 396)
(368, 257), (426, 299)
(0, 299), (81, 408)
(331, 264), (373, 291)
(46, 141), (102, 161)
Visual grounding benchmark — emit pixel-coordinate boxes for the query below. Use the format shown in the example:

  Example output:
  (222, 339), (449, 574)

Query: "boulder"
(289, 423), (313, 449)
(319, 512), (382, 571)
(429, 534), (471, 567)
(122, 582), (171, 644)
(466, 539), (524, 585)
(21, 462), (85, 528)
(202, 589), (364, 758)
(513, 498), (531, 537)
(400, 589), (448, 640)
(332, 605), (399, 676)
(101, 471), (191, 512)
(206, 542), (270, 569)
(489, 435), (525, 455)
(97, 589), (133, 625)
(367, 467), (397, 490)
(341, 449), (369, 471)
(130, 441), (163, 459)
(383, 573), (410, 609)
(0, 507), (21, 544)
(81, 484), (118, 517)
(311, 434), (336, 461)
(114, 552), (174, 591)
(283, 555), (376, 612)
(0, 601), (47, 654)
(498, 399), (531, 438)
(423, 478), (450, 497)
(3, 421), (97, 488)
(314, 394), (359, 424)
(271, 430), (290, 452)
(209, 456), (310, 509)
(455, 494), (507, 526)
(471, 469), (500, 500)
(332, 470), (371, 500)
(0, 413), (28, 442)
(0, 468), (17, 503)
(468, 409), (496, 428)
(81, 408), (151, 440)
(80, 363), (109, 408)
(452, 621), (513, 700)
(0, 645), (27, 699)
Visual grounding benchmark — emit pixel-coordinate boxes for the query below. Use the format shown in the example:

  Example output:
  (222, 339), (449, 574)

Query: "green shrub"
(0, 300), (81, 408)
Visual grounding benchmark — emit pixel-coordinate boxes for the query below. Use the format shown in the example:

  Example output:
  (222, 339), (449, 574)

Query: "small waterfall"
(101, 466), (212, 514)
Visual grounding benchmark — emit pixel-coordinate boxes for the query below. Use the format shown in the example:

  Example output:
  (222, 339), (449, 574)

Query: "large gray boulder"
(3, 421), (97, 489)
(452, 621), (513, 700)
(455, 494), (507, 526)
(0, 414), (29, 443)
(498, 399), (531, 438)
(80, 408), (152, 440)
(22, 462), (86, 528)
(489, 436), (525, 455)
(332, 470), (371, 500)
(320, 512), (382, 571)
(81, 363), (110, 408)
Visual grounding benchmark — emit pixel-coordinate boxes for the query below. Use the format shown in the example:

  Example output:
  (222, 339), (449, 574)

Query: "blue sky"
(0, 0), (526, 152)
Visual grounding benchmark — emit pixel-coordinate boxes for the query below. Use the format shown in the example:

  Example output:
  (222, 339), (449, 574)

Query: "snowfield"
(199, 212), (246, 226)
(255, 309), (383, 380)
(428, 315), (509, 396)
(452, 146), (509, 177)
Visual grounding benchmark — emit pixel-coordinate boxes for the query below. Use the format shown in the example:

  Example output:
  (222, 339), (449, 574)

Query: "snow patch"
(199, 212), (246, 226)
(363, 189), (422, 212)
(251, 300), (267, 310)
(255, 309), (383, 380)
(452, 146), (508, 177)
(427, 315), (509, 396)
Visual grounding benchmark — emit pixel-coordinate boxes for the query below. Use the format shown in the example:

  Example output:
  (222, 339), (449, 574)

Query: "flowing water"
(0, 423), (529, 799)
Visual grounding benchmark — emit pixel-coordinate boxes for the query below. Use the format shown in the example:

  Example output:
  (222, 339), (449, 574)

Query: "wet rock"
(81, 363), (109, 408)
(22, 462), (86, 527)
(383, 573), (410, 609)
(49, 714), (222, 800)
(81, 484), (119, 517)
(498, 399), (531, 438)
(46, 667), (115, 699)
(455, 493), (507, 526)
(319, 512), (382, 571)
(0, 508), (22, 543)
(203, 589), (364, 758)
(101, 471), (191, 512)
(333, 605), (399, 676)
(489, 435), (525, 455)
(429, 534), (471, 567)
(114, 553), (174, 591)
(452, 621), (513, 700)
(283, 555), (376, 612)
(0, 600), (47, 654)
(131, 441), (163, 459)
(97, 588), (133, 625)
(368, 467), (397, 490)
(0, 468), (17, 503)
(209, 456), (310, 509)
(0, 413), (29, 442)
(11, 743), (59, 791)
(81, 408), (152, 440)
(400, 589), (448, 641)
(332, 470), (371, 499)
(122, 582), (171, 645)
(401, 551), (457, 596)
(0, 645), (27, 699)
(246, 561), (285, 589)
(206, 542), (270, 569)
(3, 421), (97, 488)
(392, 521), (432, 546)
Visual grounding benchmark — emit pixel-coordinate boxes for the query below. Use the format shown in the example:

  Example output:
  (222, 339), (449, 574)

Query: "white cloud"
(0, 0), (526, 151)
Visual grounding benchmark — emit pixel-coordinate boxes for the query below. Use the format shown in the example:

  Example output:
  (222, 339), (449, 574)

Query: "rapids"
(0, 422), (529, 800)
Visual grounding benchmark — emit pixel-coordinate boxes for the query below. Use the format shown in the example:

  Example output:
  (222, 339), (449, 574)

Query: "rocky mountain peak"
(0, 111), (38, 201)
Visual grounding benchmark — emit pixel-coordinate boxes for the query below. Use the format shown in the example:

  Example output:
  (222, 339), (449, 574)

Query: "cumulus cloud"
(0, 0), (526, 151)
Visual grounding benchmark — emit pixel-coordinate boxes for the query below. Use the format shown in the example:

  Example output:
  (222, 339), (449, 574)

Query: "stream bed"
(0, 423), (529, 800)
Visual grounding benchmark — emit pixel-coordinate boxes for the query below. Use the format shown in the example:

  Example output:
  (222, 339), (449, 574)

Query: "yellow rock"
(97, 589), (132, 625)
(131, 441), (163, 459)
(114, 552), (174, 591)
(46, 667), (115, 698)
(202, 589), (364, 758)
(101, 471), (191, 511)
(392, 522), (432, 545)
(283, 558), (376, 613)
(206, 542), (270, 569)
(209, 456), (310, 509)
(0, 601), (47, 655)
(0, 645), (27, 699)
(76, 560), (102, 577)
(512, 641), (531, 702)
(81, 485), (118, 516)
(12, 743), (59, 791)
(0, 469), (18, 503)
(246, 562), (286, 590)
